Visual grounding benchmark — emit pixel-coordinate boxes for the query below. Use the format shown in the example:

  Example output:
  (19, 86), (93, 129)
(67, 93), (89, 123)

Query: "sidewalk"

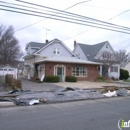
(52, 81), (130, 89)
(21, 79), (130, 91)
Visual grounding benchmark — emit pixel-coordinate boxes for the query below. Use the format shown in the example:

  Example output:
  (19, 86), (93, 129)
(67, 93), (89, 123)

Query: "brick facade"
(45, 62), (99, 81)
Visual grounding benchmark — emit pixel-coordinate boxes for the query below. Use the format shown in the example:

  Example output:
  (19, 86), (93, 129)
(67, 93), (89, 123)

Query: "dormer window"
(53, 48), (60, 55)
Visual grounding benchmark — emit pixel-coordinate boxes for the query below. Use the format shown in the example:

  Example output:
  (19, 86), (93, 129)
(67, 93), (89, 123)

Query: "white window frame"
(72, 67), (87, 77)
(53, 48), (60, 55)
(111, 66), (118, 72)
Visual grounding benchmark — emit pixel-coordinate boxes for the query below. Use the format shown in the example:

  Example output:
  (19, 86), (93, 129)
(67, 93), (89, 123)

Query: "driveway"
(21, 78), (63, 91)
(21, 77), (130, 91)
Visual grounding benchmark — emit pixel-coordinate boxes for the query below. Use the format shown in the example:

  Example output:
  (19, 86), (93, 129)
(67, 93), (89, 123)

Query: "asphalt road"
(0, 97), (130, 130)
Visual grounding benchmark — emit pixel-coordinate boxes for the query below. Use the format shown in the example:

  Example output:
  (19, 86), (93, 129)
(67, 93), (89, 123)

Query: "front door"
(57, 67), (62, 81)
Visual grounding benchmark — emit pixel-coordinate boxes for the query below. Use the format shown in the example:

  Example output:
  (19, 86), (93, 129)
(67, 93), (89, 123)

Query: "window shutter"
(103, 53), (104, 58)
(116, 67), (118, 73)
(110, 54), (111, 59)
(110, 66), (112, 72)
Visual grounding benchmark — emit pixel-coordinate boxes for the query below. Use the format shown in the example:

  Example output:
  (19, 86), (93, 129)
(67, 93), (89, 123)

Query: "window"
(110, 66), (118, 72)
(103, 53), (111, 59)
(53, 48), (60, 55)
(4, 69), (7, 71)
(0, 69), (3, 71)
(9, 69), (14, 71)
(72, 67), (87, 77)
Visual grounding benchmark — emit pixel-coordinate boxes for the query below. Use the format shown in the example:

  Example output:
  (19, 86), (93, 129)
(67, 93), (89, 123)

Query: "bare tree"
(94, 51), (119, 77)
(0, 25), (23, 65)
(115, 49), (130, 64)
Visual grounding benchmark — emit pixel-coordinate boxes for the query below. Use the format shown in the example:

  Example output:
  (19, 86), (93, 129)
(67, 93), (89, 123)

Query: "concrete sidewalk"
(21, 78), (130, 91)
(52, 81), (130, 89)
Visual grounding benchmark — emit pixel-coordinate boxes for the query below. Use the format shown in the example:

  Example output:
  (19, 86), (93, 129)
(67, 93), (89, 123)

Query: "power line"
(0, 0), (91, 32)
(65, 0), (124, 11)
(1, 4), (130, 32)
(65, 0), (91, 10)
(1, 0), (130, 32)
(64, 9), (130, 41)
(16, 0), (130, 31)
(1, 7), (130, 34)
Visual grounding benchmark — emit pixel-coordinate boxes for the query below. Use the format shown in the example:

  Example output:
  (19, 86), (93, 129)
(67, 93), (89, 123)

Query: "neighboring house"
(0, 64), (17, 79)
(23, 38), (101, 81)
(73, 41), (120, 79)
(17, 61), (24, 75)
(121, 62), (130, 75)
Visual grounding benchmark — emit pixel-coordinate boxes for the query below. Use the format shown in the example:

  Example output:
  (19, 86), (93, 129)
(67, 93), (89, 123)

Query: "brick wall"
(45, 62), (99, 81)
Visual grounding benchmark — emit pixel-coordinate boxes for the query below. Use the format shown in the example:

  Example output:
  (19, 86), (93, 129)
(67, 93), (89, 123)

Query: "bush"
(65, 76), (77, 82)
(5, 74), (13, 84)
(96, 76), (104, 82)
(44, 75), (59, 82)
(97, 76), (103, 80)
(120, 69), (129, 80)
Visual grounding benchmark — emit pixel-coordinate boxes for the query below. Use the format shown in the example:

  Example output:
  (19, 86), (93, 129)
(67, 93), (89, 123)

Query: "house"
(0, 64), (17, 79)
(73, 41), (120, 79)
(121, 62), (130, 75)
(23, 38), (101, 81)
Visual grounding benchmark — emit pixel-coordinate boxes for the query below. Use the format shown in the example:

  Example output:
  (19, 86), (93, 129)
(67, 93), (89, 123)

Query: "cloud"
(1, 0), (130, 54)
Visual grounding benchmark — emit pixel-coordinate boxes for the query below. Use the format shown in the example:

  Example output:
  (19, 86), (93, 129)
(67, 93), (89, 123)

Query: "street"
(0, 97), (130, 130)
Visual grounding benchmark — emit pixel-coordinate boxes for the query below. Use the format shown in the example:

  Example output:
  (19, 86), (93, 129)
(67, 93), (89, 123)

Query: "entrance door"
(57, 67), (62, 81)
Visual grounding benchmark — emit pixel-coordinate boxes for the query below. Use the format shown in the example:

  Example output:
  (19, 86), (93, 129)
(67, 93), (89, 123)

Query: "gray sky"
(1, 0), (130, 53)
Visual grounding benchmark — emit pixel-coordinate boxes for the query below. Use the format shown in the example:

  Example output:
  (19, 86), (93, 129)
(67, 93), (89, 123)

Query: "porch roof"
(35, 56), (102, 65)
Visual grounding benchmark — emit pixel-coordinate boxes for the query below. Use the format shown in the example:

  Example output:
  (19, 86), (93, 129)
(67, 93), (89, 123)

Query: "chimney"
(45, 39), (49, 43)
(74, 40), (76, 48)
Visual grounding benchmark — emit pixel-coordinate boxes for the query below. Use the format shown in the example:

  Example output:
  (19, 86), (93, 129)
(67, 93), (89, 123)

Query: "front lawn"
(124, 79), (130, 82)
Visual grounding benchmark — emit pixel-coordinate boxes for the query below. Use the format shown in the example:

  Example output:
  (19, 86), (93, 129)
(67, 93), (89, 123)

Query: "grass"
(123, 79), (130, 82)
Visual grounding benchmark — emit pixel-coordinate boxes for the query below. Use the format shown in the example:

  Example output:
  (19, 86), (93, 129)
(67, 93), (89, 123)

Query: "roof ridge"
(78, 41), (108, 46)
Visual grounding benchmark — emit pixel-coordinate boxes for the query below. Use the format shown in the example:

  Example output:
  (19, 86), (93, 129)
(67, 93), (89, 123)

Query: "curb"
(0, 95), (129, 108)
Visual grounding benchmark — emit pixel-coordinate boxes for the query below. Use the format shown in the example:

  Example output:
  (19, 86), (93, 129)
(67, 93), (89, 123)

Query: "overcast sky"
(1, 0), (130, 54)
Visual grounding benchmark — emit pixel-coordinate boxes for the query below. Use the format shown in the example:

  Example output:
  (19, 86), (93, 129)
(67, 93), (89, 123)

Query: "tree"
(0, 25), (23, 65)
(94, 51), (119, 77)
(115, 50), (130, 64)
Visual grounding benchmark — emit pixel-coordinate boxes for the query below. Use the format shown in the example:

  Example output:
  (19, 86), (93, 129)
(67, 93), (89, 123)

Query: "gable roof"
(77, 41), (108, 61)
(120, 62), (129, 68)
(0, 64), (17, 68)
(25, 42), (47, 50)
(34, 38), (76, 56)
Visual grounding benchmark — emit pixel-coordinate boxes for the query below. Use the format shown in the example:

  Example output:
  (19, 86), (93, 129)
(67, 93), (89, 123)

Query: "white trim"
(54, 64), (66, 81)
(34, 39), (76, 56)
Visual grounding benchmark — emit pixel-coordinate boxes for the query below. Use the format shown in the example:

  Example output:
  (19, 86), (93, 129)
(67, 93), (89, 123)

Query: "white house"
(73, 41), (120, 79)
(121, 62), (130, 75)
(23, 38), (101, 81)
(0, 64), (17, 79)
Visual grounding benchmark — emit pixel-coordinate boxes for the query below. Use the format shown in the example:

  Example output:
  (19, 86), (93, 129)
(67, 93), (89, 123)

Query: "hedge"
(120, 69), (129, 80)
(65, 76), (77, 82)
(5, 74), (22, 89)
(44, 75), (59, 82)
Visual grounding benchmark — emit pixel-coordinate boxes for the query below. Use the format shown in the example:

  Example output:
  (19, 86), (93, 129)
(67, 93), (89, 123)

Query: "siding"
(40, 42), (73, 57)
(73, 44), (88, 60)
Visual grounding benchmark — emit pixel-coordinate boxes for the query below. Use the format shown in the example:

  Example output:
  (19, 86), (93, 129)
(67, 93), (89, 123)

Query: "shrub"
(120, 69), (129, 80)
(5, 74), (13, 84)
(65, 76), (77, 82)
(97, 76), (103, 80)
(96, 76), (104, 82)
(44, 75), (59, 82)
(31, 77), (41, 83)
(35, 77), (41, 83)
